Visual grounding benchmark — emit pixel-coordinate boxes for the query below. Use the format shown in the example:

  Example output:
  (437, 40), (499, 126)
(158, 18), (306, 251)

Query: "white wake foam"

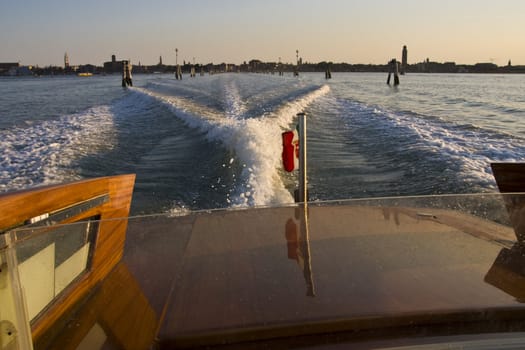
(134, 84), (330, 207)
(376, 108), (525, 189)
(0, 106), (116, 192)
(223, 79), (247, 119)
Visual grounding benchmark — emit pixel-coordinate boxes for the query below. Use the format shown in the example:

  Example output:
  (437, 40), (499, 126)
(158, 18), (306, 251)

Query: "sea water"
(1, 73), (525, 214)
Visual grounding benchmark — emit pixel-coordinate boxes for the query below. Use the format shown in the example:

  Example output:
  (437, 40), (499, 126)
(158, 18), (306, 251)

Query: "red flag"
(282, 130), (299, 172)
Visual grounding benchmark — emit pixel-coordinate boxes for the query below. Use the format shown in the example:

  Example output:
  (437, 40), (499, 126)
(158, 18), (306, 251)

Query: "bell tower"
(64, 52), (70, 69)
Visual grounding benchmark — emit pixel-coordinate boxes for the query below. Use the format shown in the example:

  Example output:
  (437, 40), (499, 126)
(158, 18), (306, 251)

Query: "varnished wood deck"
(6, 175), (525, 348)
(45, 200), (518, 349)
(148, 205), (523, 348)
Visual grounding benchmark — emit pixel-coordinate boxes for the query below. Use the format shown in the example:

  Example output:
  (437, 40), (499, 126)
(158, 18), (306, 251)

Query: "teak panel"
(34, 262), (157, 350)
(0, 174), (135, 342)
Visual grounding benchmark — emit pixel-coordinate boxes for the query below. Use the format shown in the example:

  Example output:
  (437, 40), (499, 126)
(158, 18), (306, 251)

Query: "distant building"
(416, 59), (457, 73)
(0, 62), (20, 76)
(472, 62), (498, 73)
(64, 52), (70, 69)
(15, 66), (33, 76)
(249, 59), (262, 72)
(103, 54), (125, 73)
(0, 63), (33, 76)
(401, 45), (408, 74)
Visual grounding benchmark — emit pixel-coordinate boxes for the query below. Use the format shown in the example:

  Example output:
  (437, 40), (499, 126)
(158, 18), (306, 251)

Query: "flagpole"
(297, 112), (314, 295)
(297, 113), (307, 203)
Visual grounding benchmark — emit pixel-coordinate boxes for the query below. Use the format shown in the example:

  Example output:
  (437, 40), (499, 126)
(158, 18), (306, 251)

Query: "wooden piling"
(387, 59), (399, 86)
(325, 64), (332, 79)
(394, 60), (400, 85)
(175, 48), (182, 80)
(122, 60), (132, 87)
(190, 57), (196, 78)
(297, 113), (307, 203)
(294, 50), (300, 77)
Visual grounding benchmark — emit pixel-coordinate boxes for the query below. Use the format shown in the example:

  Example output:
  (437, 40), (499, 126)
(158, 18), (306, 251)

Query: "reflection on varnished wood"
(485, 244), (525, 302)
(284, 203), (315, 297)
(382, 207), (400, 226)
(34, 262), (158, 350)
(158, 205), (523, 348)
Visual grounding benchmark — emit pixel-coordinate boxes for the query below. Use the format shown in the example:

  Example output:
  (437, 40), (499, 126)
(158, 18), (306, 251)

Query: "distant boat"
(77, 72), (93, 77)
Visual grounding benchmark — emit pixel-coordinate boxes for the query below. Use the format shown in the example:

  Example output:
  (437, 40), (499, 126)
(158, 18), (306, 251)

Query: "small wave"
(167, 202), (192, 217)
(342, 100), (525, 191)
(392, 113), (524, 188)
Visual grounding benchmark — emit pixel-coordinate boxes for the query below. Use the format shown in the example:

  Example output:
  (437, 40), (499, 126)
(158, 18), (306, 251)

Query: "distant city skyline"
(2, 0), (525, 67)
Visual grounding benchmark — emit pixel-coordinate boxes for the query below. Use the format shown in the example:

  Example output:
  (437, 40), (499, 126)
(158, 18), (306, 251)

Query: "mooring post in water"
(387, 59), (392, 85)
(175, 48), (182, 80)
(387, 58), (400, 86)
(394, 59), (400, 85)
(122, 60), (132, 87)
(294, 49), (300, 77)
(190, 57), (196, 78)
(325, 64), (332, 79)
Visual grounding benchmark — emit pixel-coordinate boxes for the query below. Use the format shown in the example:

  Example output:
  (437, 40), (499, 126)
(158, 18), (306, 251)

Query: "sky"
(1, 0), (524, 67)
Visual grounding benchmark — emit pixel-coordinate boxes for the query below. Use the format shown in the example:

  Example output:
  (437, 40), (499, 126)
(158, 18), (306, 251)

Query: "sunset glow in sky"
(1, 0), (524, 67)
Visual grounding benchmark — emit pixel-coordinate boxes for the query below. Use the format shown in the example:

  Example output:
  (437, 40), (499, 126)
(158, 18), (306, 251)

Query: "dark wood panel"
(491, 162), (525, 242)
(491, 162), (525, 193)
